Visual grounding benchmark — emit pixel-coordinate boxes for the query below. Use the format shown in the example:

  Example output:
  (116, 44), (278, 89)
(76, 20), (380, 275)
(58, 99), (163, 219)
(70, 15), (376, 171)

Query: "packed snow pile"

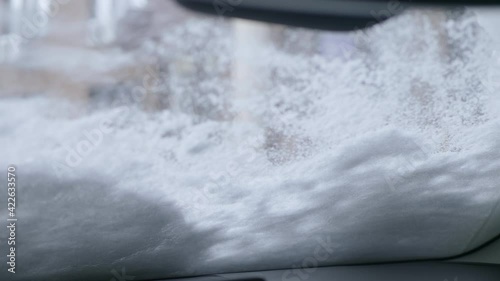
(1, 9), (500, 281)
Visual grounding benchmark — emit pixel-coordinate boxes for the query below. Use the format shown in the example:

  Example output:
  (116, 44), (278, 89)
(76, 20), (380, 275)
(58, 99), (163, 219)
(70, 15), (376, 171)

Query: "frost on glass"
(1, 7), (500, 281)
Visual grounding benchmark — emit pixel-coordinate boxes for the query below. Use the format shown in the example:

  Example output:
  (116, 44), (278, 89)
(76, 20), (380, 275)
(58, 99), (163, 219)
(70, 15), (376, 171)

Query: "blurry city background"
(0, 0), (356, 113)
(1, 0), (498, 162)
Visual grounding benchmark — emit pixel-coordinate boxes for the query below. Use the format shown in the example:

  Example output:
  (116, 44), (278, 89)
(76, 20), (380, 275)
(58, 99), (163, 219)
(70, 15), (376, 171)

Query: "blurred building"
(0, 0), (157, 105)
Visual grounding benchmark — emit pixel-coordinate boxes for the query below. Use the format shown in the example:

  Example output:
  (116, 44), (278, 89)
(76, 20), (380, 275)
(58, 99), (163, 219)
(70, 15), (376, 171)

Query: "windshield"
(1, 1), (500, 281)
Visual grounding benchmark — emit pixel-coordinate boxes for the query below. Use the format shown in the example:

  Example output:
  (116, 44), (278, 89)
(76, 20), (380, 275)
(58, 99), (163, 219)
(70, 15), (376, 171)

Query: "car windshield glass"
(1, 1), (500, 281)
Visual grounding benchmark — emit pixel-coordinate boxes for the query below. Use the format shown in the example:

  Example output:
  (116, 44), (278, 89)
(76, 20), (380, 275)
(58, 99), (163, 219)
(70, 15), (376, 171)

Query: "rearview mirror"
(177, 0), (500, 31)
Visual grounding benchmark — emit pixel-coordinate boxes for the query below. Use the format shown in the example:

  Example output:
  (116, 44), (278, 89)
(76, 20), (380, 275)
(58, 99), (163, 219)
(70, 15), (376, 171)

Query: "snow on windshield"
(1, 3), (500, 281)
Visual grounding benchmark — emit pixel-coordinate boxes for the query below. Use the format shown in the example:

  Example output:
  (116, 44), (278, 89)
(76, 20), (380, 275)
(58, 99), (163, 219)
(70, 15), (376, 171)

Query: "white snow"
(1, 8), (500, 281)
